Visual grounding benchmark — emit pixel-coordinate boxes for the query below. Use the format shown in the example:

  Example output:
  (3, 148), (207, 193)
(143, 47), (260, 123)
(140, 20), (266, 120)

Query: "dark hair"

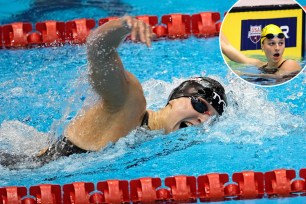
(167, 77), (227, 115)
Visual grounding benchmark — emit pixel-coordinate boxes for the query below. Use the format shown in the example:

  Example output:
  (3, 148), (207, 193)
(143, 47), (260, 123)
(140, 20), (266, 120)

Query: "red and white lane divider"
(0, 12), (221, 49)
(0, 168), (305, 203)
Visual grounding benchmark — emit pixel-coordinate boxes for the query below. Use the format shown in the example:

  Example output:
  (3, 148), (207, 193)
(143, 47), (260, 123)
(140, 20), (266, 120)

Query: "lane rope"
(0, 12), (221, 49)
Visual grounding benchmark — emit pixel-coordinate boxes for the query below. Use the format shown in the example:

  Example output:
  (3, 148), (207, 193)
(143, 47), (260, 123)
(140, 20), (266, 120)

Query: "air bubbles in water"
(0, 120), (50, 155)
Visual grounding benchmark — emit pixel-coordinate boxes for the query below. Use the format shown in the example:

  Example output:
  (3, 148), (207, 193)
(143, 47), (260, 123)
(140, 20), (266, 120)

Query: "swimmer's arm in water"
(220, 33), (264, 67)
(234, 70), (282, 79)
(86, 16), (153, 110)
(234, 60), (301, 79)
(234, 70), (299, 79)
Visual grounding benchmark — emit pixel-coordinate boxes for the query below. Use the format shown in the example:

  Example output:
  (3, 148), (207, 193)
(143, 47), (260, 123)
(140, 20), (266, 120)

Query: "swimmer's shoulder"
(64, 102), (111, 149)
(65, 94), (146, 151)
(278, 59), (301, 73)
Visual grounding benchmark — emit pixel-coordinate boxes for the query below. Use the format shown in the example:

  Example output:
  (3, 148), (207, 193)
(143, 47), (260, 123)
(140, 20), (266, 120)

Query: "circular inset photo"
(220, 0), (305, 86)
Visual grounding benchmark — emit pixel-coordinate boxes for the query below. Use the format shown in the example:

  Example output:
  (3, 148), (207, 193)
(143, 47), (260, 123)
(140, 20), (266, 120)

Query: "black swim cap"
(167, 77), (227, 115)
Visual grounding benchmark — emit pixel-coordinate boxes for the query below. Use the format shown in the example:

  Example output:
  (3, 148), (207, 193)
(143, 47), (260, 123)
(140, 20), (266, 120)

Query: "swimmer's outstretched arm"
(234, 60), (301, 78)
(86, 16), (153, 110)
(234, 70), (299, 79)
(220, 33), (264, 67)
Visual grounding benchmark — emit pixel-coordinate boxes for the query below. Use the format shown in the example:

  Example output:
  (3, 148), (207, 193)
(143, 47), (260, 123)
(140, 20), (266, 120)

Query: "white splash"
(0, 120), (50, 155)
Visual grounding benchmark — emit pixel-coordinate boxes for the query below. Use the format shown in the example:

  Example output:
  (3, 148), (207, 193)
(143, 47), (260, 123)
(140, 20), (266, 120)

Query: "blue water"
(0, 1), (306, 203)
(226, 55), (306, 86)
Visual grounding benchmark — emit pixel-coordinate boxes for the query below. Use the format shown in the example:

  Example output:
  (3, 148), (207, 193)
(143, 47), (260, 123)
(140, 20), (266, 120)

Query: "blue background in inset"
(241, 17), (298, 50)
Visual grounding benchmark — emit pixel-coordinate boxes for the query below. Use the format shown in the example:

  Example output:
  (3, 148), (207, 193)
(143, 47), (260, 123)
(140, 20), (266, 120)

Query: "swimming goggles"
(261, 33), (285, 40)
(190, 96), (208, 114)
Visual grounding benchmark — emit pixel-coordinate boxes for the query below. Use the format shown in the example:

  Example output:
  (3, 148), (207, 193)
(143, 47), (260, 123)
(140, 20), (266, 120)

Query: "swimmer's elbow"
(248, 58), (263, 67)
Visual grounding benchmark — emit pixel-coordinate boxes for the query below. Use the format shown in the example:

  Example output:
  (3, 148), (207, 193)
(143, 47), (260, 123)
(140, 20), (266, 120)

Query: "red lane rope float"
(66, 18), (95, 44)
(136, 15), (158, 27)
(98, 16), (119, 26)
(36, 20), (65, 45)
(0, 186), (27, 203)
(191, 12), (221, 38)
(232, 171), (264, 199)
(0, 12), (223, 49)
(161, 14), (191, 39)
(63, 182), (95, 204)
(0, 168), (305, 203)
(0, 26), (2, 47)
(198, 173), (229, 202)
(97, 180), (129, 203)
(2, 22), (32, 48)
(130, 177), (162, 202)
(30, 184), (62, 204)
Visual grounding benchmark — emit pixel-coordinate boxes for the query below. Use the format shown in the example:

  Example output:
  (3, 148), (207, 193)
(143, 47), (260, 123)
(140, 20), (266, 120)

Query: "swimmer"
(0, 16), (227, 167)
(221, 24), (301, 79)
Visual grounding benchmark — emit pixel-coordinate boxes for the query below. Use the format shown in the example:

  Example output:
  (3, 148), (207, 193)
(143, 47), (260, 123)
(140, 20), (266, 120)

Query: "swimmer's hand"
(121, 16), (155, 47)
(233, 70), (244, 76)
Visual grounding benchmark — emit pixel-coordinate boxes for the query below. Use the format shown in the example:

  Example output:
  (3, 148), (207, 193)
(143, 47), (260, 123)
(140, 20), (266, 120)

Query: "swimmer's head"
(261, 24), (285, 44)
(167, 77), (227, 116)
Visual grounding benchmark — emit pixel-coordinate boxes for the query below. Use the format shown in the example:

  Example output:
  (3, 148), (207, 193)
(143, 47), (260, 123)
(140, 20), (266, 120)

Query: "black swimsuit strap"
(278, 60), (287, 68)
(141, 111), (149, 126)
(261, 63), (268, 69)
(260, 60), (287, 74)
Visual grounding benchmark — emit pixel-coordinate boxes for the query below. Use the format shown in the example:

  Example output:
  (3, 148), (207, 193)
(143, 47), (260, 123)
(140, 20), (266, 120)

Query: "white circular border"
(218, 0), (306, 88)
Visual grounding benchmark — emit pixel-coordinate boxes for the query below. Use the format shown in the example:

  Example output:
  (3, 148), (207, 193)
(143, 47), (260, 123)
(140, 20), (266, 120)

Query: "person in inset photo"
(221, 24), (301, 80)
(220, 0), (305, 86)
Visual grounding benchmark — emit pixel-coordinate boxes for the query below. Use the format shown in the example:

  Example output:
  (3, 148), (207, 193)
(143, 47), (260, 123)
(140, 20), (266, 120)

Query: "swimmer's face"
(165, 97), (218, 133)
(262, 37), (285, 63)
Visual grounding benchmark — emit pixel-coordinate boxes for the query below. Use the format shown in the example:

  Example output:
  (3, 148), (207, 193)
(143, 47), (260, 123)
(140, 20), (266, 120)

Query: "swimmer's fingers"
(130, 19), (144, 42)
(138, 21), (153, 47)
(138, 21), (147, 44)
(130, 18), (139, 41)
(126, 17), (153, 47)
(144, 23), (153, 47)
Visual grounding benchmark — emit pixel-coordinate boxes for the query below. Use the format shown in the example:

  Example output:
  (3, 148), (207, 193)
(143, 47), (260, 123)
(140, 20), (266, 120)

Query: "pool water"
(226, 55), (306, 86)
(0, 0), (306, 203)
